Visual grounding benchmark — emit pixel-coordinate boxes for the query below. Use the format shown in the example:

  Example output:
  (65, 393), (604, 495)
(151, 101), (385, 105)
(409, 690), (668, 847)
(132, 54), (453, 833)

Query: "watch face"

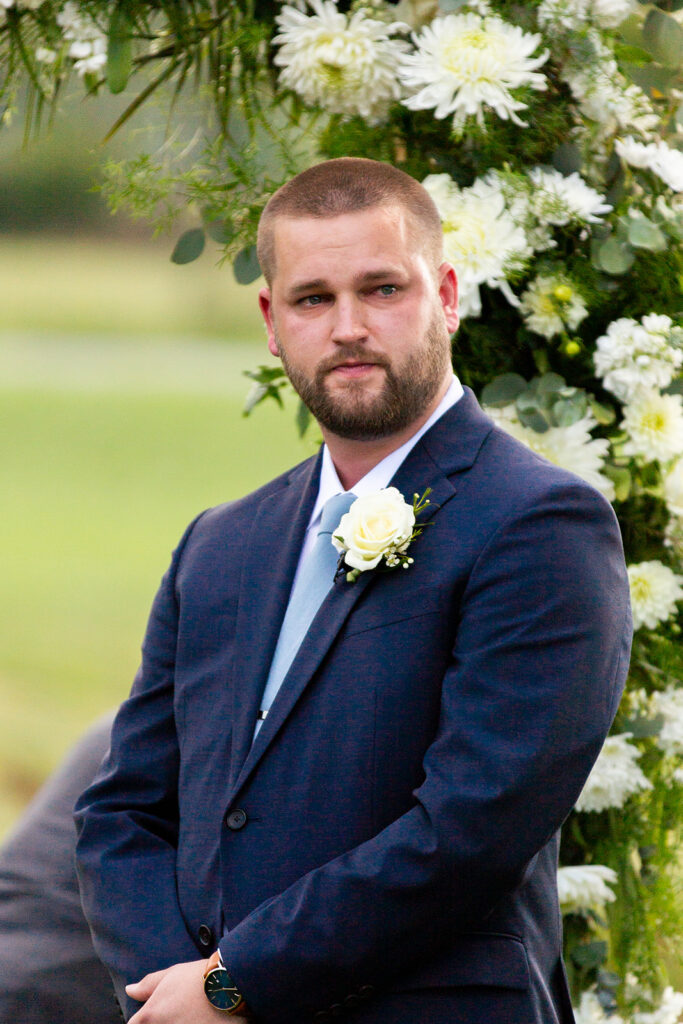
(205, 967), (242, 1012)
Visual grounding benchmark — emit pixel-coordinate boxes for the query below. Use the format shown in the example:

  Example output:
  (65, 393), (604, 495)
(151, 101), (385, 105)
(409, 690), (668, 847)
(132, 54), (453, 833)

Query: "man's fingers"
(126, 967), (169, 1000)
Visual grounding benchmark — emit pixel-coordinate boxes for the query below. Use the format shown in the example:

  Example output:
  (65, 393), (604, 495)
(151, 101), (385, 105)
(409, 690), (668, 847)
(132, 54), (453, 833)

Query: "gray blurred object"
(0, 711), (121, 1024)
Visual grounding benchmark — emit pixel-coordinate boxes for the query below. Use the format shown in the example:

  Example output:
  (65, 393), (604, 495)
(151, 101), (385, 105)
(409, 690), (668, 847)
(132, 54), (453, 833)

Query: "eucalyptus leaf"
(665, 377), (683, 395)
(170, 228), (206, 265)
(621, 714), (665, 737)
(643, 7), (683, 67)
(571, 941), (608, 969)
(481, 373), (527, 407)
(536, 372), (567, 395)
(604, 465), (632, 502)
(597, 237), (635, 275)
(618, 12), (645, 46)
(296, 400), (312, 438)
(233, 246), (262, 285)
(628, 215), (667, 251)
(107, 7), (133, 95)
(623, 62), (678, 93)
(552, 394), (587, 427)
(589, 398), (616, 425)
(517, 407), (551, 433)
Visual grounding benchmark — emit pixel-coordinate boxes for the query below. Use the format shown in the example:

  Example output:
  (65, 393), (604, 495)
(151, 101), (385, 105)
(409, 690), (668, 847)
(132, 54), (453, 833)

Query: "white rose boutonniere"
(332, 487), (432, 583)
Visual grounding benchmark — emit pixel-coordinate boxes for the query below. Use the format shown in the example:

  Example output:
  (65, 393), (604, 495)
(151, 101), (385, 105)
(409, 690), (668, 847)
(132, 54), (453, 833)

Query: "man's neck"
(321, 375), (452, 491)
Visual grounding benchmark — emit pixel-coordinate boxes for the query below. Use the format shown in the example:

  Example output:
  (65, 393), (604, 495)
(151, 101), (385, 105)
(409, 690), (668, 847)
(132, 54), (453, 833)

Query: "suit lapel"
(227, 453), (322, 785)
(227, 387), (495, 798)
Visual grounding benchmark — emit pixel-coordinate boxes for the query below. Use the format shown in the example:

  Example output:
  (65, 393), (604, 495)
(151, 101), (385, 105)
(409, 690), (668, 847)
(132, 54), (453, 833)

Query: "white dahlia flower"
(651, 688), (683, 758)
(485, 405), (615, 500)
(632, 988), (683, 1024)
(520, 273), (588, 339)
(576, 734), (652, 812)
(621, 391), (683, 463)
(574, 990), (624, 1024)
(616, 137), (683, 193)
(529, 167), (611, 227)
(422, 172), (531, 318)
(557, 864), (618, 916)
(399, 12), (548, 128)
(273, 0), (409, 122)
(56, 2), (107, 76)
(594, 314), (683, 403)
(628, 560), (683, 631)
(664, 459), (683, 518)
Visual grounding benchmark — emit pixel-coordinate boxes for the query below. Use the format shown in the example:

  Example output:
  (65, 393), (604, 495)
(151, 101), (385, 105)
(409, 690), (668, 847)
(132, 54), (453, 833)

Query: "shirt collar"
(309, 374), (463, 528)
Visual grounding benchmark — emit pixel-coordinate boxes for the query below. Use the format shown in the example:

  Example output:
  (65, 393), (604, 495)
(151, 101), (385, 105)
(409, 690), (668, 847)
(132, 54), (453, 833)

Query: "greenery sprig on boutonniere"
(332, 487), (432, 584)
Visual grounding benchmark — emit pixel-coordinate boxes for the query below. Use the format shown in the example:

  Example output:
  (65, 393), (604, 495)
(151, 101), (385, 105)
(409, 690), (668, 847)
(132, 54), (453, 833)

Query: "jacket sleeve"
(218, 480), (632, 1023)
(74, 515), (206, 1017)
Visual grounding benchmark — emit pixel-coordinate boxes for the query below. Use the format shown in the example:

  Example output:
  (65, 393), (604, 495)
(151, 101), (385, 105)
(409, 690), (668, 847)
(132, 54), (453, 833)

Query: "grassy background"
(0, 237), (313, 837)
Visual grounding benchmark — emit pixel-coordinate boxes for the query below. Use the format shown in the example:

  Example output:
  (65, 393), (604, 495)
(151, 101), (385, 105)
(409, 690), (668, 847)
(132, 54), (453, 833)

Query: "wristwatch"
(203, 949), (251, 1017)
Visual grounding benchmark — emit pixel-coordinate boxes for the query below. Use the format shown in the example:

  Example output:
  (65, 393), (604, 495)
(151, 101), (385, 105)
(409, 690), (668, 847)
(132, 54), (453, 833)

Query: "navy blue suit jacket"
(75, 390), (632, 1024)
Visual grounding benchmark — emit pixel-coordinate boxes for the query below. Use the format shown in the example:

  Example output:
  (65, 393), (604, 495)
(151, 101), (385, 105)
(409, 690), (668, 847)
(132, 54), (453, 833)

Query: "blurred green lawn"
(0, 238), (313, 837)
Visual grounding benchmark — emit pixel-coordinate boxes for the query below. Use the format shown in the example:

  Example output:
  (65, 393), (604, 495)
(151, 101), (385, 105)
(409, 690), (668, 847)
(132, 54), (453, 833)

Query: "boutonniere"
(332, 487), (432, 584)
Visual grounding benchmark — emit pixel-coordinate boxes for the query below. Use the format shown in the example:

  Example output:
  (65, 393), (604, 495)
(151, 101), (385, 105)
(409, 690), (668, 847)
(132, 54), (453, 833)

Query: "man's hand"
(126, 959), (249, 1023)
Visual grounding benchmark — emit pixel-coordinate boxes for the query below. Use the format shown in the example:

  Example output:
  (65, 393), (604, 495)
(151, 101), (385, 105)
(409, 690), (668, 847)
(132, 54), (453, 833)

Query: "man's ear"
(438, 263), (459, 335)
(258, 288), (279, 357)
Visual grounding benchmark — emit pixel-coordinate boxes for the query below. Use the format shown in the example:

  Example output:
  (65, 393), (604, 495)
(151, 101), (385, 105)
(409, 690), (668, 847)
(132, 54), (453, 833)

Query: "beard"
(276, 310), (452, 441)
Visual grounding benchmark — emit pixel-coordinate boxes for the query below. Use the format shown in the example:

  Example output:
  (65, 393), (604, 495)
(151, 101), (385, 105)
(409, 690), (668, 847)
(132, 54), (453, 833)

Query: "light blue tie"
(255, 491), (355, 734)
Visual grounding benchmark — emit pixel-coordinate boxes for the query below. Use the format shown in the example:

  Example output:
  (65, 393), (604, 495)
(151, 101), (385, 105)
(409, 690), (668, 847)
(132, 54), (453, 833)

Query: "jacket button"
(197, 924), (214, 949)
(358, 984), (375, 1000)
(330, 1003), (343, 1017)
(344, 995), (360, 1009)
(226, 808), (248, 830)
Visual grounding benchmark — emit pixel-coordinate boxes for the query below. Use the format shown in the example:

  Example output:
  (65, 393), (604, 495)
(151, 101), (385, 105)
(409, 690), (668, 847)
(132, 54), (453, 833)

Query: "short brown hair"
(257, 157), (443, 284)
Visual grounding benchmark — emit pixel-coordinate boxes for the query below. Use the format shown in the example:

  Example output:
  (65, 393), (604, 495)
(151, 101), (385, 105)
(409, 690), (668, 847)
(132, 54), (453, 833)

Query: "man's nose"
(331, 296), (367, 343)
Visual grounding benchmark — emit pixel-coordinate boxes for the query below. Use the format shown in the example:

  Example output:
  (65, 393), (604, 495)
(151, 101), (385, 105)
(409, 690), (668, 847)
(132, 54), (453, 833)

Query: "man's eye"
(301, 294), (323, 306)
(377, 285), (397, 296)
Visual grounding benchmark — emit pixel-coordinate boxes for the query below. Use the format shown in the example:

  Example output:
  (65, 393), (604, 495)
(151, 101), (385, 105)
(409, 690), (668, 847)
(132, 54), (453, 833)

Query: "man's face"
(258, 205), (459, 442)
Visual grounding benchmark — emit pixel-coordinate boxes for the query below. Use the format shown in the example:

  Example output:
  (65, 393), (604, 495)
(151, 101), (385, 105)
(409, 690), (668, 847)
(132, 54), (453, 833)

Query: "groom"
(75, 158), (632, 1024)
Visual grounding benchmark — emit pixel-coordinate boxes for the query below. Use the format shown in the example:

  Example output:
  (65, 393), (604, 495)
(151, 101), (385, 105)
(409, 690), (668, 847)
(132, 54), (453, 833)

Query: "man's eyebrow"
(287, 278), (328, 298)
(287, 268), (406, 298)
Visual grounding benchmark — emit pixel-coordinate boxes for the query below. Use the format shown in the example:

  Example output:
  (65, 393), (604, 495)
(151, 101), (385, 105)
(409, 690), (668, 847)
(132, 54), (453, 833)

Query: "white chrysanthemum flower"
(56, 1), (107, 76)
(557, 864), (618, 916)
(622, 391), (683, 463)
(628, 560), (683, 631)
(423, 172), (531, 318)
(0, 0), (44, 7)
(35, 46), (57, 63)
(633, 987), (683, 1024)
(529, 167), (611, 226)
(616, 137), (683, 193)
(576, 734), (652, 812)
(486, 405), (615, 500)
(520, 273), (588, 339)
(574, 990), (625, 1024)
(273, 0), (409, 122)
(399, 12), (548, 129)
(651, 688), (683, 757)
(594, 314), (683, 403)
(664, 459), (683, 518)
(674, 766), (683, 785)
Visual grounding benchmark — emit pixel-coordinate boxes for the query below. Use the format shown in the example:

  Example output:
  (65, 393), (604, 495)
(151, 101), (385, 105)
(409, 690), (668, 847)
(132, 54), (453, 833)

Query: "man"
(75, 158), (632, 1024)
(0, 712), (121, 1024)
